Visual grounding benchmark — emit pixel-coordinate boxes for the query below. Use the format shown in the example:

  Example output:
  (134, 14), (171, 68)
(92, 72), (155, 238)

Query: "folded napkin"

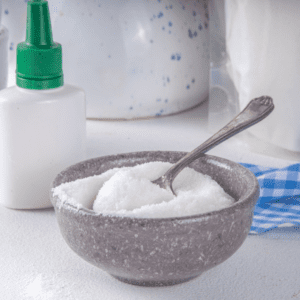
(239, 163), (300, 234)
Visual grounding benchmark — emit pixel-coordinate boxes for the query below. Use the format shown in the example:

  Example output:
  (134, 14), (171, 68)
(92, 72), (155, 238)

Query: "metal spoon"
(152, 96), (274, 195)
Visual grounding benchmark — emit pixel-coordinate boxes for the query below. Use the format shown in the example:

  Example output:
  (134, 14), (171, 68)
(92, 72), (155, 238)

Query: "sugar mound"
(95, 169), (174, 212)
(52, 161), (235, 218)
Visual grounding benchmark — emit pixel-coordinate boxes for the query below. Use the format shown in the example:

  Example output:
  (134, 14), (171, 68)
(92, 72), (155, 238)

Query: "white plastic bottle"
(0, 0), (86, 209)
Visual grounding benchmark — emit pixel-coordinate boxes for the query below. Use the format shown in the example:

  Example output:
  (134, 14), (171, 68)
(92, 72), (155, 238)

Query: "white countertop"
(1, 99), (300, 300)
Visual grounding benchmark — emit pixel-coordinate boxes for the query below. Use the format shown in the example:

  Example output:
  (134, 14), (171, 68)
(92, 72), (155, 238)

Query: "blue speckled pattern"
(2, 0), (210, 119)
(51, 152), (260, 287)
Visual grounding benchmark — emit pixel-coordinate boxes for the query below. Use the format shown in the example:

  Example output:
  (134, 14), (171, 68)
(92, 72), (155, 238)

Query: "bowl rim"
(50, 151), (260, 222)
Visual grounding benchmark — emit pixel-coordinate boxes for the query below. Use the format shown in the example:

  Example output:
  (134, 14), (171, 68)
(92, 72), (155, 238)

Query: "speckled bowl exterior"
(50, 151), (260, 287)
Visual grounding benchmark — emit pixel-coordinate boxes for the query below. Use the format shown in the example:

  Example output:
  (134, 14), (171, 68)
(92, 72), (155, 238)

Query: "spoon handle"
(158, 96), (274, 191)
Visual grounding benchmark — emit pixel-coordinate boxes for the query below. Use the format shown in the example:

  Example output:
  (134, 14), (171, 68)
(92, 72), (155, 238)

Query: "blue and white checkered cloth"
(239, 163), (300, 234)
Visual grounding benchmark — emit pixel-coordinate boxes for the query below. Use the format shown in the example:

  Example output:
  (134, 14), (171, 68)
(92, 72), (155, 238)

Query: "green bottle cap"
(16, 0), (63, 90)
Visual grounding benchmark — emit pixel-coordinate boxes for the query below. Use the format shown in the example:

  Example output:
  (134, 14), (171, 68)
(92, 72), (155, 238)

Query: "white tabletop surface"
(1, 99), (300, 300)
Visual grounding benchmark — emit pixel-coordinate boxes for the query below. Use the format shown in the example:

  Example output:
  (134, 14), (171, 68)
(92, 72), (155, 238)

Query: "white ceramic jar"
(1, 0), (210, 119)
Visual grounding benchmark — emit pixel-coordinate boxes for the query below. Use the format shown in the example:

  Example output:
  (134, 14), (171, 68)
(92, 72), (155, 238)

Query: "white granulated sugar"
(52, 167), (122, 209)
(52, 162), (235, 218)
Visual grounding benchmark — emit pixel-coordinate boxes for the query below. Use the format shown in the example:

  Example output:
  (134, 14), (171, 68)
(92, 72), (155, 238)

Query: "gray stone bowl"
(50, 151), (260, 287)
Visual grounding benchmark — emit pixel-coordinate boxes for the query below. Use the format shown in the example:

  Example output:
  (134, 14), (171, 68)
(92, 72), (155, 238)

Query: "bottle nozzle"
(26, 0), (53, 48)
